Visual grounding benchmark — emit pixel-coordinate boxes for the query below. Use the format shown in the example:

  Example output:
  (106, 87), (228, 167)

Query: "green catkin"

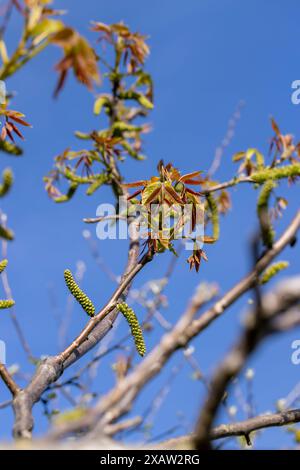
(0, 224), (14, 241)
(121, 140), (145, 160)
(260, 261), (289, 285)
(54, 182), (78, 203)
(64, 168), (93, 184)
(86, 179), (103, 195)
(0, 139), (22, 156)
(0, 299), (15, 309)
(0, 169), (13, 197)
(117, 302), (146, 357)
(251, 164), (300, 184)
(0, 259), (8, 273)
(257, 180), (276, 248)
(86, 174), (108, 195)
(206, 193), (220, 240)
(0, 262), (14, 307)
(64, 269), (95, 317)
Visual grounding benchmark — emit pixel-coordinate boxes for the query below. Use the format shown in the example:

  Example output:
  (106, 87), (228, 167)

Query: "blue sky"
(0, 0), (300, 449)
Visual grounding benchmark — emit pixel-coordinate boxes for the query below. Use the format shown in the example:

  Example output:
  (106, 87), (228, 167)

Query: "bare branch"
(193, 276), (300, 449)
(0, 362), (20, 396)
(159, 408), (300, 449)
(211, 408), (300, 441)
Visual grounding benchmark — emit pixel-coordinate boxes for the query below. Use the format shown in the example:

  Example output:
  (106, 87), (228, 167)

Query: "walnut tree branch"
(49, 210), (300, 438)
(158, 408), (300, 449)
(193, 276), (300, 449)
(0, 362), (20, 397)
(11, 222), (152, 439)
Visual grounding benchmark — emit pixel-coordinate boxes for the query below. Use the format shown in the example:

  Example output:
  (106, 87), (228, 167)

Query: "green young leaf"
(31, 19), (64, 45)
(141, 181), (161, 205)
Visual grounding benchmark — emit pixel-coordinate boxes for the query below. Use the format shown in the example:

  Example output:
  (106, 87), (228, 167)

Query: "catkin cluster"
(64, 269), (95, 317)
(117, 302), (146, 356)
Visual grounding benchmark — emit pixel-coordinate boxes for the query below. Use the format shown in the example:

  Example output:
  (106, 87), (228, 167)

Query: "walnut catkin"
(260, 261), (289, 285)
(117, 302), (146, 356)
(0, 299), (15, 309)
(64, 269), (95, 317)
(0, 259), (8, 274)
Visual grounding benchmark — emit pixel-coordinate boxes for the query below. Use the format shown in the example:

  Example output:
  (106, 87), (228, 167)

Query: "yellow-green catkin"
(260, 261), (289, 285)
(206, 193), (220, 240)
(64, 269), (95, 317)
(0, 259), (8, 274)
(86, 174), (108, 195)
(0, 299), (14, 309)
(252, 163), (300, 184)
(0, 224), (14, 241)
(117, 302), (146, 356)
(0, 168), (13, 197)
(64, 168), (93, 184)
(257, 180), (276, 248)
(0, 139), (22, 156)
(54, 182), (78, 203)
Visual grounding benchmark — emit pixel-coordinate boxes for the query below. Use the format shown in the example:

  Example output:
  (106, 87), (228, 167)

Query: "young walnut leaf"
(51, 27), (100, 96)
(0, 110), (31, 143)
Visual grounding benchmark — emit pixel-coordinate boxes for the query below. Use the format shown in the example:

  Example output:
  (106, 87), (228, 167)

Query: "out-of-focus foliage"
(44, 21), (153, 201)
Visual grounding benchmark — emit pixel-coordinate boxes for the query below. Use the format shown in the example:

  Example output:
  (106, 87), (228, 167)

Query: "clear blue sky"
(0, 0), (300, 449)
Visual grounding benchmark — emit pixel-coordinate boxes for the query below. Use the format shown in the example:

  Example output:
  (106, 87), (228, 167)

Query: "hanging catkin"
(257, 180), (276, 248)
(0, 169), (13, 197)
(64, 269), (95, 317)
(260, 261), (289, 285)
(0, 224), (14, 241)
(117, 302), (146, 356)
(0, 259), (8, 273)
(0, 299), (14, 309)
(206, 193), (220, 240)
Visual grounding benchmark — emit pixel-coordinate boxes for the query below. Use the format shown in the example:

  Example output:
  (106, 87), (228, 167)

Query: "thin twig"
(0, 363), (20, 396)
